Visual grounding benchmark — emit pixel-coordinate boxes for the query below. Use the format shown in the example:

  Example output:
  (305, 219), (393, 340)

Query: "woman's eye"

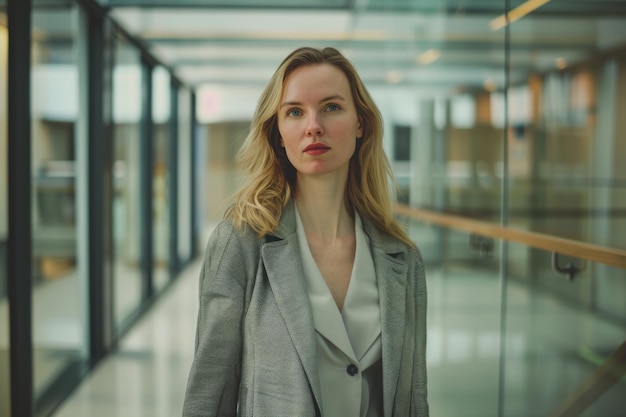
(326, 103), (340, 112)
(287, 109), (301, 117)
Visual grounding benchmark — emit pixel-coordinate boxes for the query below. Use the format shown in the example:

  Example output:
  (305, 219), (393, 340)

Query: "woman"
(183, 46), (428, 417)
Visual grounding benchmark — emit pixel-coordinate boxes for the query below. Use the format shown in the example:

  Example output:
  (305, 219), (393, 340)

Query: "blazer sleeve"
(412, 246), (429, 416)
(182, 221), (251, 417)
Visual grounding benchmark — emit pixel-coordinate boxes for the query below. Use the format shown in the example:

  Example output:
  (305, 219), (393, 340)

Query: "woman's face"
(277, 63), (362, 181)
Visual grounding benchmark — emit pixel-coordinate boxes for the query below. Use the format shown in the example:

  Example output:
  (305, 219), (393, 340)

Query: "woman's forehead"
(281, 64), (352, 102)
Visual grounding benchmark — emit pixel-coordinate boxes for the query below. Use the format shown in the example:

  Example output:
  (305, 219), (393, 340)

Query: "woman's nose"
(305, 114), (323, 136)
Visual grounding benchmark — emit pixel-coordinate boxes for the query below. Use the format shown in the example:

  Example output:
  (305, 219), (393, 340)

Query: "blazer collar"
(263, 199), (409, 417)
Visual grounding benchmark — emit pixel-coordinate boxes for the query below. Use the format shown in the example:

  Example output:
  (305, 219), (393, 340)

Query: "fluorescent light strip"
(417, 49), (441, 65)
(490, 0), (551, 30)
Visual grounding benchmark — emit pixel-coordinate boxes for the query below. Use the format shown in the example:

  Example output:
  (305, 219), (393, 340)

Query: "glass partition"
(0, 5), (9, 416)
(401, 217), (504, 417)
(399, 210), (626, 417)
(503, 2), (626, 416)
(383, 1), (626, 416)
(30, 0), (89, 403)
(153, 66), (171, 291)
(377, 1), (507, 415)
(111, 33), (143, 330)
(503, 243), (626, 417)
(508, 14), (626, 249)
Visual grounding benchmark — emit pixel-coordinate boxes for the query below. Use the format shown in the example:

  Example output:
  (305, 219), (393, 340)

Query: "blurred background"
(1, 0), (625, 416)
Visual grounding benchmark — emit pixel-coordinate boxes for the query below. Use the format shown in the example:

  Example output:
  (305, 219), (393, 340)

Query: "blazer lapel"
(261, 202), (409, 416)
(261, 201), (322, 410)
(365, 220), (409, 417)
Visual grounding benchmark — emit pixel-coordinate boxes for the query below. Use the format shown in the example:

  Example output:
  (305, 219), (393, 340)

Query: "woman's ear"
(356, 117), (363, 139)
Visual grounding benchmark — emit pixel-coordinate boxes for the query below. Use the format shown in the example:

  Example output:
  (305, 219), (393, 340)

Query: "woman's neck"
(294, 174), (353, 243)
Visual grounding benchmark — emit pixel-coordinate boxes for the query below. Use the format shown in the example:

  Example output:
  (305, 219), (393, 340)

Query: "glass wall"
(375, 2), (507, 415)
(506, 11), (626, 318)
(152, 66), (171, 292)
(387, 1), (626, 416)
(111, 33), (143, 330)
(30, 0), (89, 405)
(502, 3), (626, 416)
(1, 0), (197, 413)
(0, 4), (9, 415)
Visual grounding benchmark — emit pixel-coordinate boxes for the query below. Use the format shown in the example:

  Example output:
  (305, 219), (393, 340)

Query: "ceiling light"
(490, 0), (551, 31)
(386, 70), (403, 84)
(483, 79), (496, 92)
(416, 49), (441, 66)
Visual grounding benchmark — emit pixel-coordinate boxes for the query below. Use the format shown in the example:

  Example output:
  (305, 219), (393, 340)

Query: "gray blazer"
(182, 200), (428, 417)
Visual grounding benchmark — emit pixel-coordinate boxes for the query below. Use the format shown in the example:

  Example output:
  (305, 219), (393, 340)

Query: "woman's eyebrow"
(280, 95), (346, 108)
(319, 94), (346, 103)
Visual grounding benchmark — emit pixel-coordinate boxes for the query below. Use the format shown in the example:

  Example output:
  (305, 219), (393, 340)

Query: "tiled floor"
(49, 258), (626, 417)
(51, 259), (201, 417)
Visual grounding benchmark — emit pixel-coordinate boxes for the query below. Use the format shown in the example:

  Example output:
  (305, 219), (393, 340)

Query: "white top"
(295, 207), (383, 417)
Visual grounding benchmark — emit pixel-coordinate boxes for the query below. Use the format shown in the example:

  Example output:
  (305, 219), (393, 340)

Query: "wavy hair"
(225, 46), (413, 247)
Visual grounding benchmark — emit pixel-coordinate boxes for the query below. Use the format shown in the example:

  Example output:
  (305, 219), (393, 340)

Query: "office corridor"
(4, 1), (626, 416)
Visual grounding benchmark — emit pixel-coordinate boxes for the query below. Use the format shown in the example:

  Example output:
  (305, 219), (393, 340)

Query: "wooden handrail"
(548, 340), (626, 417)
(394, 204), (626, 270)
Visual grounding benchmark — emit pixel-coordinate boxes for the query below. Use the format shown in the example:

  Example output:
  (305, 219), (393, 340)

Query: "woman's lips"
(303, 143), (330, 155)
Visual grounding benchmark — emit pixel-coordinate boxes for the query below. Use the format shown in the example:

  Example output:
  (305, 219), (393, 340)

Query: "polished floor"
(51, 259), (200, 417)
(49, 256), (626, 417)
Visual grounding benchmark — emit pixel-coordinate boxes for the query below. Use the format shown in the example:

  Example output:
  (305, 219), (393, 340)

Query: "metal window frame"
(141, 60), (155, 300)
(190, 91), (199, 258)
(86, 1), (112, 365)
(168, 78), (180, 278)
(7, 1), (33, 416)
(7, 0), (197, 414)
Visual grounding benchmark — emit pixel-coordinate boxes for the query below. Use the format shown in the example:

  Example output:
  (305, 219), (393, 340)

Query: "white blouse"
(295, 207), (383, 417)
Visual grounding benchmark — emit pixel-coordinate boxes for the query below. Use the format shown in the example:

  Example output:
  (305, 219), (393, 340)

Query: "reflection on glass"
(507, 59), (626, 246)
(402, 218), (503, 417)
(30, 2), (88, 400)
(387, 2), (626, 414)
(0, 8), (10, 416)
(505, 6), (626, 416)
(504, 244), (626, 417)
(153, 66), (170, 292)
(381, 4), (507, 409)
(112, 35), (143, 329)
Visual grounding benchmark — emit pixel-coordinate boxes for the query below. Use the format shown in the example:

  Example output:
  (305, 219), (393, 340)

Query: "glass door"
(31, 1), (89, 406)
(111, 33), (144, 331)
(152, 66), (171, 292)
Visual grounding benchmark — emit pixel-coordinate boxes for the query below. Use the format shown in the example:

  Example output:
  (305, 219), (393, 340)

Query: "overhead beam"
(104, 0), (626, 15)
(105, 0), (351, 10)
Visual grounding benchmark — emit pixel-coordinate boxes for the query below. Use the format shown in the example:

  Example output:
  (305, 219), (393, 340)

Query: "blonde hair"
(225, 46), (413, 247)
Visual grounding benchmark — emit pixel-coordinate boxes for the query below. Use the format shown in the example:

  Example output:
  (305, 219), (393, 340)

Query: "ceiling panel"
(106, 0), (626, 93)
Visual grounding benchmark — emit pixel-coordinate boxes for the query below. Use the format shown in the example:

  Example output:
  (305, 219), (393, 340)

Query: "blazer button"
(346, 364), (358, 376)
